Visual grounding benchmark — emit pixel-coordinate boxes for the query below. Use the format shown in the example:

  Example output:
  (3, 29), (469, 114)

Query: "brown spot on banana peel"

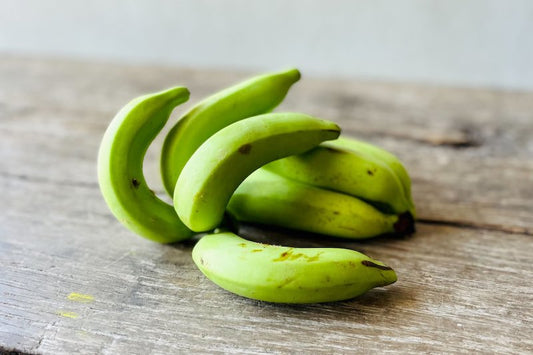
(361, 260), (393, 271)
(273, 249), (293, 261)
(238, 143), (252, 154)
(273, 250), (322, 262)
(306, 252), (322, 262)
(131, 178), (140, 188)
(394, 212), (416, 235)
(289, 253), (304, 260)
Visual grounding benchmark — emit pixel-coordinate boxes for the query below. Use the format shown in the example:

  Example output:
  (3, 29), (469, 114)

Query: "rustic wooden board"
(1, 56), (532, 354)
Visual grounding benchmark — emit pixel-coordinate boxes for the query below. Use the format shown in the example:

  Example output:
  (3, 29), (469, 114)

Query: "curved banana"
(332, 136), (416, 216)
(264, 141), (411, 215)
(174, 113), (340, 232)
(161, 68), (301, 196)
(97, 87), (193, 243)
(192, 232), (397, 303)
(265, 136), (414, 214)
(227, 169), (414, 239)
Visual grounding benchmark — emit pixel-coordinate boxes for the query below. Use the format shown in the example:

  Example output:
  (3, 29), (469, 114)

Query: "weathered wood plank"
(1, 56), (532, 354)
(1, 176), (532, 353)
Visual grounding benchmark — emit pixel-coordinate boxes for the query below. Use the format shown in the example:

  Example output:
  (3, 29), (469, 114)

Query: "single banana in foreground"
(264, 141), (412, 215)
(331, 136), (416, 217)
(227, 169), (414, 239)
(174, 113), (340, 232)
(98, 87), (193, 243)
(161, 68), (301, 196)
(193, 232), (397, 303)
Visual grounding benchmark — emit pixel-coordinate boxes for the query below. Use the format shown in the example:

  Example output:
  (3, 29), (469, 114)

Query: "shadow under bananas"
(165, 218), (415, 252)
(217, 279), (416, 314)
(233, 220), (416, 250)
(164, 218), (416, 262)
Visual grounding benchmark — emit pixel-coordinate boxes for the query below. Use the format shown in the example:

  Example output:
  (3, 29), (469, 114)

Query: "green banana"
(161, 68), (301, 196)
(192, 232), (397, 303)
(264, 140), (412, 216)
(174, 113), (340, 232)
(227, 169), (414, 239)
(332, 136), (416, 217)
(97, 87), (193, 243)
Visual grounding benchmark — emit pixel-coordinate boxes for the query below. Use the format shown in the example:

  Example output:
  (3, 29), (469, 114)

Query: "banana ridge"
(264, 141), (412, 215)
(331, 136), (416, 217)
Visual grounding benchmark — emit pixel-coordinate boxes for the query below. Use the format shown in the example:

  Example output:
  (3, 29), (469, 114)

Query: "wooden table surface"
(1, 56), (532, 354)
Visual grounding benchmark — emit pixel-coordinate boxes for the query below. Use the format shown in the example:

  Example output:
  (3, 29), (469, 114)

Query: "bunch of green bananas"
(97, 69), (415, 304)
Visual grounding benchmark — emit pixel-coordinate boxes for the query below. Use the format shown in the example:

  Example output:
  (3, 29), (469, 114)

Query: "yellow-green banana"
(161, 68), (301, 196)
(97, 87), (193, 243)
(174, 113), (340, 232)
(192, 232), (397, 303)
(227, 169), (414, 239)
(264, 139), (413, 216)
(332, 136), (416, 217)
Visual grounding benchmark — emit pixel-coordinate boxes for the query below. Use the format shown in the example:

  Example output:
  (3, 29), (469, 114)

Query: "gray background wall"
(1, 0), (532, 90)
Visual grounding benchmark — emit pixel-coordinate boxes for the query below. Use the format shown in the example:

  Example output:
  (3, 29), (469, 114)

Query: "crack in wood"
(417, 218), (532, 236)
(348, 128), (482, 148)
(0, 171), (99, 189)
(3, 171), (530, 237)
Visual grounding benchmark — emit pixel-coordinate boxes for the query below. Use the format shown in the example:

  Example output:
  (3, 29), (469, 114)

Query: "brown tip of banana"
(394, 212), (416, 236)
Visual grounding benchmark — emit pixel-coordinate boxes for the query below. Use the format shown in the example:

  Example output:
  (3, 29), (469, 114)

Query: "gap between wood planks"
(351, 127), (482, 148)
(2, 170), (530, 238)
(416, 218), (532, 236)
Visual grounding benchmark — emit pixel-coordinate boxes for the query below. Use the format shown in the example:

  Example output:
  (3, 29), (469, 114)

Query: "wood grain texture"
(1, 56), (532, 354)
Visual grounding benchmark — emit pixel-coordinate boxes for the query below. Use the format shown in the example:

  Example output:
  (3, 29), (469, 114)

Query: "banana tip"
(394, 212), (415, 236)
(284, 67), (301, 82)
(361, 260), (397, 285)
(387, 269), (398, 285)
